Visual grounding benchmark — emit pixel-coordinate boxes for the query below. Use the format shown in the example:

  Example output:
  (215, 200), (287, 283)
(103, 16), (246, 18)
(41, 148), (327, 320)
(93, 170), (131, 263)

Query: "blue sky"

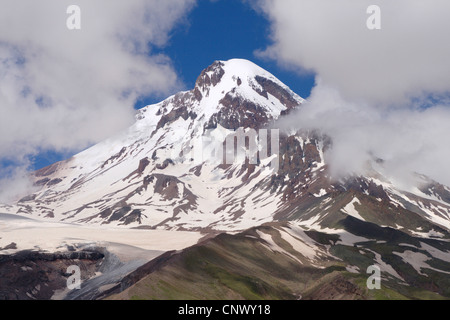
(134, 0), (315, 108)
(30, 0), (315, 171)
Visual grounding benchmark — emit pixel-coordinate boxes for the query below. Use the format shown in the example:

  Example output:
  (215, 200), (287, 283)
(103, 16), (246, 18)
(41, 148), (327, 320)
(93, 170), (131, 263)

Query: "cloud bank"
(276, 82), (450, 187)
(255, 0), (450, 104)
(0, 0), (195, 201)
(255, 0), (450, 186)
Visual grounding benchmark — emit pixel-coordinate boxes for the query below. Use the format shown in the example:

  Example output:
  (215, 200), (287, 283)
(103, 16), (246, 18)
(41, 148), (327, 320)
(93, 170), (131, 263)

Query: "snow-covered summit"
(136, 59), (304, 129)
(195, 58), (297, 95)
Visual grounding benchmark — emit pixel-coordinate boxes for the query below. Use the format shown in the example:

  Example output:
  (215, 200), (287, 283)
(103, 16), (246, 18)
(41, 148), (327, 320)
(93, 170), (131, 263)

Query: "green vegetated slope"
(109, 218), (450, 300)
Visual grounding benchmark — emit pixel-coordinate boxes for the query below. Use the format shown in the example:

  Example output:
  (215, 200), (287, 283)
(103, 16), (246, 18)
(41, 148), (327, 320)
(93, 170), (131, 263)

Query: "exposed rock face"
(156, 99), (198, 131)
(155, 159), (174, 170)
(195, 60), (226, 94)
(108, 206), (132, 223)
(254, 75), (300, 110)
(102, 147), (127, 169)
(206, 93), (272, 130)
(0, 243), (17, 251)
(419, 181), (450, 204)
(0, 250), (104, 263)
(18, 194), (37, 203)
(34, 161), (65, 177)
(137, 158), (150, 174)
(0, 250), (104, 300)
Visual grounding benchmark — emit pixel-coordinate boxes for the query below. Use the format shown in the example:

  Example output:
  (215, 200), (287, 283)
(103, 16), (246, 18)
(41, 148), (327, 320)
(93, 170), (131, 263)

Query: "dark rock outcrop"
(0, 249), (104, 300)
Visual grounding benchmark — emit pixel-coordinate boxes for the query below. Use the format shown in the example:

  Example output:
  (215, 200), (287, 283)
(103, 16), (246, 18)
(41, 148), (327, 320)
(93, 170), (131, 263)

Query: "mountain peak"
(194, 58), (300, 98)
(189, 58), (305, 130)
(135, 59), (305, 133)
(194, 60), (225, 92)
(1, 59), (310, 227)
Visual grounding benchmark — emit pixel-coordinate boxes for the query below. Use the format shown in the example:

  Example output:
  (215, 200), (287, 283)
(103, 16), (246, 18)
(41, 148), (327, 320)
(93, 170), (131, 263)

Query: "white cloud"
(255, 0), (450, 186)
(0, 162), (37, 204)
(255, 0), (450, 104)
(0, 0), (195, 201)
(276, 82), (450, 186)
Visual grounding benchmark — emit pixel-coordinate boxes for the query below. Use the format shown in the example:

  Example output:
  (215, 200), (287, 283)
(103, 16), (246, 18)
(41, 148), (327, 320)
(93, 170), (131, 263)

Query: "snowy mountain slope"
(1, 58), (450, 237)
(2, 59), (450, 300)
(0, 59), (303, 230)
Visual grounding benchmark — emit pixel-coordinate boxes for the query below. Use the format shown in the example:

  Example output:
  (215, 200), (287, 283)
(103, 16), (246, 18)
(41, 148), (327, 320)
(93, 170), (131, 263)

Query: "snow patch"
(393, 250), (450, 276)
(256, 230), (303, 264)
(341, 197), (364, 221)
(313, 189), (327, 197)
